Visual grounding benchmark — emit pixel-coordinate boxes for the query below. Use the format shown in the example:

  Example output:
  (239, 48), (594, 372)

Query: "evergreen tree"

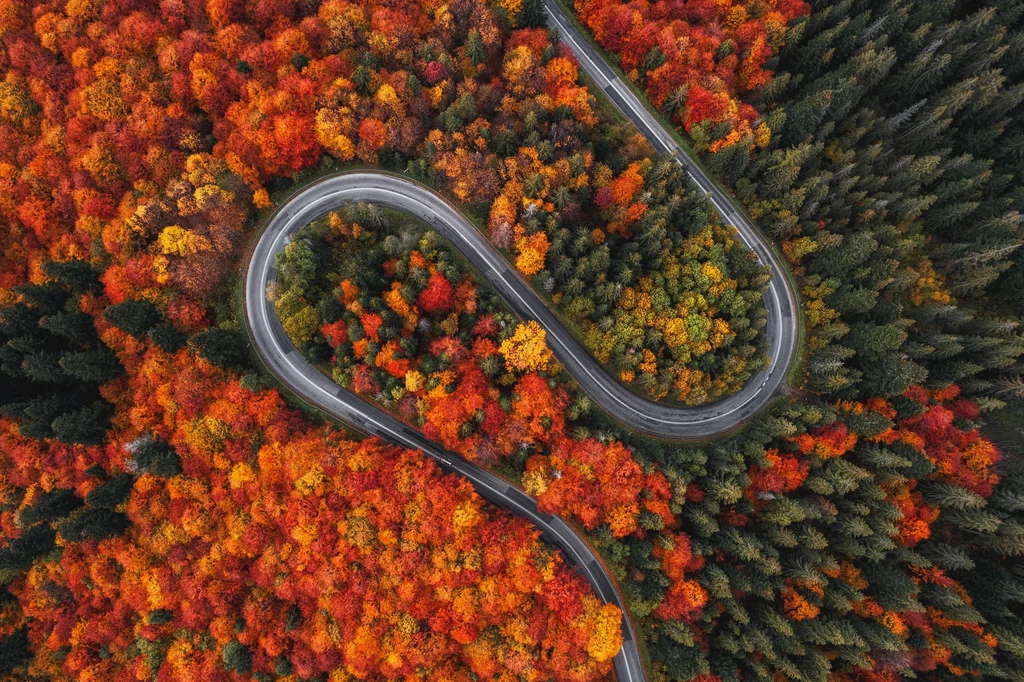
(59, 348), (123, 383)
(0, 282), (117, 444)
(17, 489), (82, 527)
(39, 311), (97, 345)
(465, 30), (486, 65)
(103, 300), (159, 337)
(50, 403), (111, 445)
(58, 508), (130, 542)
(0, 627), (30, 675)
(150, 323), (187, 352)
(191, 328), (250, 368)
(0, 526), (56, 574)
(132, 438), (182, 477)
(41, 259), (102, 293)
(84, 473), (135, 510)
(518, 0), (546, 28)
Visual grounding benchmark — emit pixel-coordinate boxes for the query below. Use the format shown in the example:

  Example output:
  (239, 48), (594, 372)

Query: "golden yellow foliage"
(499, 320), (553, 373)
(228, 463), (256, 489)
(584, 602), (624, 662)
(0, 75), (37, 125)
(724, 5), (749, 30)
(375, 83), (402, 114)
(514, 231), (549, 277)
(701, 261), (723, 284)
(253, 188), (272, 209)
(404, 370), (424, 393)
(755, 122), (772, 148)
(157, 225), (212, 257)
(497, 0), (523, 21)
(502, 45), (535, 96)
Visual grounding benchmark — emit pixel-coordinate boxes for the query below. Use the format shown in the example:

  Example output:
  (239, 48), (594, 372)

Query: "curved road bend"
(545, 0), (800, 432)
(243, 172), (646, 682)
(246, 10), (800, 679)
(248, 172), (795, 440)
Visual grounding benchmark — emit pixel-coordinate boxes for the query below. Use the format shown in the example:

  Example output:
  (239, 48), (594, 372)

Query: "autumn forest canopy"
(1, 0), (1024, 680)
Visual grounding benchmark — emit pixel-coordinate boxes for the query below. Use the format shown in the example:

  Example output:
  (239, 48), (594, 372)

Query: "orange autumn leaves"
(574, 0), (810, 151)
(281, 211), (673, 544)
(524, 437), (674, 538)
(732, 386), (1008, 675)
(0, 0), (642, 660)
(781, 579), (824, 621)
(895, 385), (1001, 496)
(6, 344), (622, 681)
(652, 533), (708, 622)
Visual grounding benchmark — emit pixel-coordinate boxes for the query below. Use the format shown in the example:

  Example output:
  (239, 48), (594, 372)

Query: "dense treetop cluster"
(2, 348), (624, 680)
(0, 0), (643, 678)
(574, 0), (810, 152)
(0, 0), (1022, 680)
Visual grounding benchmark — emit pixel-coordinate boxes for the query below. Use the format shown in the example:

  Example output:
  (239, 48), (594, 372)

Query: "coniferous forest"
(0, 0), (1022, 680)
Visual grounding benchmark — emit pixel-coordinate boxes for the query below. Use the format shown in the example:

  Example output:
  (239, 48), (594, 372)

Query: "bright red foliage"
(418, 271), (455, 314)
(321, 319), (348, 348)
(748, 448), (809, 497)
(896, 386), (1001, 497)
(0, 0), (631, 673)
(652, 532), (708, 621)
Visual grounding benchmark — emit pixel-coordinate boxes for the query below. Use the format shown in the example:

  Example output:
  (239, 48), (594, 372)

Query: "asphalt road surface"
(243, 8), (800, 681)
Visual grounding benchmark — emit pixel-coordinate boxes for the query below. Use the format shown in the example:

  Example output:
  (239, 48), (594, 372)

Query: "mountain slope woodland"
(0, 0), (1022, 681)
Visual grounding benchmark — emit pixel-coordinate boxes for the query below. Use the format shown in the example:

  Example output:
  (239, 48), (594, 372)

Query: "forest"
(274, 206), (678, 538)
(569, 0), (1024, 680)
(0, 0), (1022, 680)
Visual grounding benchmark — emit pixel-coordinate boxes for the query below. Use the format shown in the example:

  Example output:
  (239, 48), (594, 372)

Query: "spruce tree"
(103, 300), (159, 337)
(41, 259), (101, 294)
(191, 328), (250, 368)
(59, 348), (123, 383)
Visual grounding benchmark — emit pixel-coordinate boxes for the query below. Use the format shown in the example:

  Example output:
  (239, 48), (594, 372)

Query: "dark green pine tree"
(57, 507), (130, 542)
(0, 526), (56, 576)
(0, 626), (30, 675)
(518, 0), (547, 28)
(191, 328), (250, 369)
(16, 489), (83, 527)
(41, 259), (102, 294)
(59, 348), (123, 383)
(132, 438), (183, 477)
(0, 270), (122, 444)
(149, 323), (188, 352)
(39, 311), (97, 345)
(738, 0), (1024, 403)
(84, 473), (135, 510)
(221, 640), (253, 675)
(465, 30), (486, 65)
(103, 299), (159, 337)
(50, 403), (112, 446)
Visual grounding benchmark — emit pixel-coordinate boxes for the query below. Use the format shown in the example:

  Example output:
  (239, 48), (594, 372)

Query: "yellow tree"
(499, 320), (553, 373)
(514, 231), (549, 276)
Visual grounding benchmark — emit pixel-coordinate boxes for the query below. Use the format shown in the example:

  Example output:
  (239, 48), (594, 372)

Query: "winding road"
(243, 7), (799, 682)
(544, 0), (799, 436)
